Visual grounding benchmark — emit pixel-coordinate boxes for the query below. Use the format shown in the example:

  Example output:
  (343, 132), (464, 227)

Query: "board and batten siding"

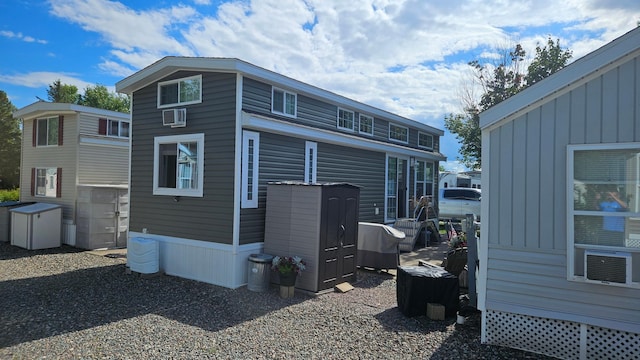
(484, 55), (640, 325)
(238, 131), (387, 245)
(19, 116), (78, 220)
(128, 71), (237, 244)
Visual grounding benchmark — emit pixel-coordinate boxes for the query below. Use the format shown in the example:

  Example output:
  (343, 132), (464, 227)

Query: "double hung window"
(337, 108), (354, 131)
(36, 117), (59, 146)
(418, 132), (433, 149)
(389, 123), (408, 143)
(359, 114), (373, 135)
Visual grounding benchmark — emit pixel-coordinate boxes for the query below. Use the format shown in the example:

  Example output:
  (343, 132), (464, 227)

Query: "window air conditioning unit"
(584, 250), (632, 285)
(162, 108), (187, 128)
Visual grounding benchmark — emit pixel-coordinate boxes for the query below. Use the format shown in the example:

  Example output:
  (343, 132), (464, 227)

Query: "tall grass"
(0, 188), (20, 202)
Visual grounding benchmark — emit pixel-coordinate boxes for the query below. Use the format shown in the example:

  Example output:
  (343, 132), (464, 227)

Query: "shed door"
(115, 189), (129, 248)
(318, 186), (358, 291)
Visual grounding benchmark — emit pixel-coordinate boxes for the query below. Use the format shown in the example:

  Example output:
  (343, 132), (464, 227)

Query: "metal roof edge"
(13, 101), (129, 120)
(115, 56), (443, 135)
(479, 27), (640, 130)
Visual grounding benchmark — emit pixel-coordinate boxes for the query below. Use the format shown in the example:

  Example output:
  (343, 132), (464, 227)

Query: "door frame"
(385, 154), (411, 223)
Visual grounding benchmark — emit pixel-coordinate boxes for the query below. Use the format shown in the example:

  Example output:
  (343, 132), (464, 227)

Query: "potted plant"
(271, 255), (306, 287)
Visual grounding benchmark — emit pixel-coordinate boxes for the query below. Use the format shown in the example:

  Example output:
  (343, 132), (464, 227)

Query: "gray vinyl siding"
(19, 116), (78, 220)
(239, 132), (305, 245)
(242, 77), (441, 152)
(128, 71), (237, 244)
(238, 132), (387, 245)
(484, 55), (640, 323)
(316, 143), (385, 223)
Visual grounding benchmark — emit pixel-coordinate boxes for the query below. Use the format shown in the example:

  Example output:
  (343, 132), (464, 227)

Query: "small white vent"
(162, 108), (187, 127)
(584, 250), (632, 285)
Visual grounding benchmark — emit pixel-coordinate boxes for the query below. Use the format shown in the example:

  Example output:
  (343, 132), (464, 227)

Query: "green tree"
(78, 84), (130, 113)
(445, 40), (572, 169)
(0, 91), (21, 189)
(47, 79), (79, 103)
(525, 37), (573, 86)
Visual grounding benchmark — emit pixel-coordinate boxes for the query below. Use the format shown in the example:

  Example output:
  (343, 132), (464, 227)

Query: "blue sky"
(1, 0), (639, 171)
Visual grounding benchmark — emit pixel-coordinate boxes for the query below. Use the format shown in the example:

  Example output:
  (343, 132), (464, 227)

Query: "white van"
(438, 187), (481, 222)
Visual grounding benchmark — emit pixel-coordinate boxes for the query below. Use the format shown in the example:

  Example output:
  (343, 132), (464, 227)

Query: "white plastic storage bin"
(10, 203), (62, 250)
(127, 237), (159, 274)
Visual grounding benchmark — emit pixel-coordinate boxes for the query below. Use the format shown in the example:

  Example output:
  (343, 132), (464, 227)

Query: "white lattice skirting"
(484, 310), (640, 359)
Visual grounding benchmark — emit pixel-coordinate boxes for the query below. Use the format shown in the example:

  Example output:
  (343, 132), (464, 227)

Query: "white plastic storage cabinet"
(76, 186), (129, 249)
(10, 203), (62, 250)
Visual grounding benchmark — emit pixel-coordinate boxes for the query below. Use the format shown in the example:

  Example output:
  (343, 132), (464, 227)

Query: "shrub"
(0, 188), (19, 202)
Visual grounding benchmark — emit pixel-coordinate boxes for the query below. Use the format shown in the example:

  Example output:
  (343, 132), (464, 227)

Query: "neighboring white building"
(439, 171), (481, 189)
(14, 102), (130, 249)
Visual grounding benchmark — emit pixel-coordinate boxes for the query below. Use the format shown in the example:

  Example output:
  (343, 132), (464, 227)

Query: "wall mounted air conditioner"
(584, 250), (632, 285)
(162, 108), (187, 128)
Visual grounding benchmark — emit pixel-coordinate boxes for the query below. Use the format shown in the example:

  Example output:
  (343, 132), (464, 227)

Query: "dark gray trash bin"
(247, 253), (274, 292)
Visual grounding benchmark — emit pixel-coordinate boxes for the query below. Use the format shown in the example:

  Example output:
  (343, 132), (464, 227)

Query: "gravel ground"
(0, 243), (554, 359)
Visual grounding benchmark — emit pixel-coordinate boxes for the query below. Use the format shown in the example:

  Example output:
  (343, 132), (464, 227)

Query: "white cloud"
(0, 72), (92, 91)
(42, 0), (640, 161)
(0, 30), (47, 44)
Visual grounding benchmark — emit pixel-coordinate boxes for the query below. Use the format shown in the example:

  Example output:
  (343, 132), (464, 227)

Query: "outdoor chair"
(393, 205), (439, 252)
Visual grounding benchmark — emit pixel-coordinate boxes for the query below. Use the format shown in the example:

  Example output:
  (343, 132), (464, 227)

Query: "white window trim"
(413, 160), (434, 199)
(153, 133), (204, 197)
(418, 132), (433, 150)
(35, 167), (57, 198)
(108, 119), (130, 138)
(305, 141), (317, 184)
(36, 116), (59, 147)
(271, 87), (297, 118)
(337, 108), (355, 131)
(389, 123), (409, 144)
(157, 75), (202, 109)
(358, 114), (374, 136)
(242, 131), (260, 208)
(567, 142), (640, 288)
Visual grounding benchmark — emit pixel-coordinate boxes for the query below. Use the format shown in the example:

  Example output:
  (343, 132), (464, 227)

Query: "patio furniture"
(357, 222), (405, 271)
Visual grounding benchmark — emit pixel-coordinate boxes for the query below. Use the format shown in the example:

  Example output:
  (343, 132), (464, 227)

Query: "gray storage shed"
(263, 182), (360, 293)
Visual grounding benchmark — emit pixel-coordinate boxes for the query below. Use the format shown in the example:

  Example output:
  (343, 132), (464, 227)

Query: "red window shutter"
(58, 115), (64, 145)
(31, 168), (35, 196)
(32, 120), (37, 147)
(98, 118), (107, 135)
(56, 168), (62, 198)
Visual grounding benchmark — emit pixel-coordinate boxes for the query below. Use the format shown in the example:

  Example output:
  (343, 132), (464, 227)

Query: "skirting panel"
(62, 221), (76, 246)
(484, 310), (640, 359)
(128, 232), (264, 289)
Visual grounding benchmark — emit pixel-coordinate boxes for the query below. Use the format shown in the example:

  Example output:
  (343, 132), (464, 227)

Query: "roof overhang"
(242, 112), (446, 162)
(480, 27), (640, 131)
(13, 101), (129, 120)
(116, 56), (444, 135)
